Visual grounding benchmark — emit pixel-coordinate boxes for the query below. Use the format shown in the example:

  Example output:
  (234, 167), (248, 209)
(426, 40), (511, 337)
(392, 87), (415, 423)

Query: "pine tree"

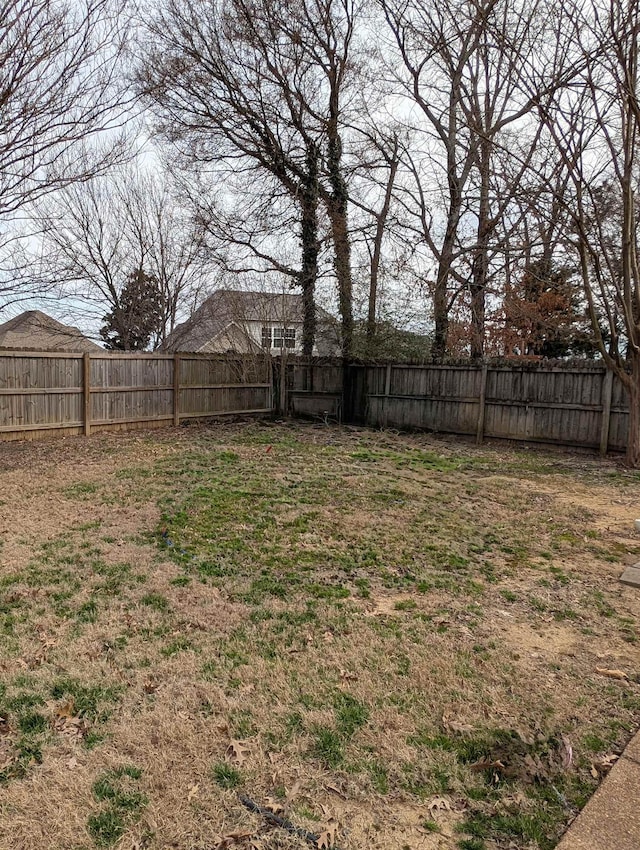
(100, 269), (163, 350)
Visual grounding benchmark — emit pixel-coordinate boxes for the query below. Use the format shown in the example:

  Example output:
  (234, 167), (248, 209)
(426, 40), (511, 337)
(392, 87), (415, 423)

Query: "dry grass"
(1, 420), (640, 850)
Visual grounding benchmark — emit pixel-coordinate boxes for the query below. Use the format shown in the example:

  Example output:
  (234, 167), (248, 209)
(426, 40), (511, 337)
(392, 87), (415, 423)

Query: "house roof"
(0, 310), (102, 352)
(164, 289), (338, 353)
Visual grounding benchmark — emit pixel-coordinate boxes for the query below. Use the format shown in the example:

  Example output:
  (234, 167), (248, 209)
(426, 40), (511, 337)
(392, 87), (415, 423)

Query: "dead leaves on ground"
(467, 731), (574, 785)
(428, 796), (453, 813)
(590, 753), (619, 778)
(213, 830), (260, 849)
(316, 818), (339, 849)
(595, 666), (629, 681)
(52, 699), (90, 740)
(213, 817), (340, 850)
(226, 739), (251, 766)
(263, 797), (285, 816)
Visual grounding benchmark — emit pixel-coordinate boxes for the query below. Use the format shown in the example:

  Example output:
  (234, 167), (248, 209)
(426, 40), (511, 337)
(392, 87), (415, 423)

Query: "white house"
(163, 289), (340, 355)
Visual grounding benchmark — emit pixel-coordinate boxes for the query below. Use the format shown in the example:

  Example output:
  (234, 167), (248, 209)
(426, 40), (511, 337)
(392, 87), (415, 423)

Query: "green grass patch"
(212, 762), (243, 789)
(88, 766), (146, 847)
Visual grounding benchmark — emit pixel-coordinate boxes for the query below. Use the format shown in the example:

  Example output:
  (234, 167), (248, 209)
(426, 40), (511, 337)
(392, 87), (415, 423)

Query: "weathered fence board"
(1, 350), (633, 454)
(286, 360), (343, 420)
(287, 359), (631, 454)
(367, 364), (629, 451)
(0, 350), (273, 441)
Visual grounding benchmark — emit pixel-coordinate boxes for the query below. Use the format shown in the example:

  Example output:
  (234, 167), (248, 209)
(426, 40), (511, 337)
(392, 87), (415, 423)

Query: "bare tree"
(539, 0), (640, 465)
(138, 0), (360, 357)
(35, 166), (208, 348)
(0, 0), (131, 313)
(180, 165), (325, 352)
(380, 0), (581, 358)
(346, 126), (402, 353)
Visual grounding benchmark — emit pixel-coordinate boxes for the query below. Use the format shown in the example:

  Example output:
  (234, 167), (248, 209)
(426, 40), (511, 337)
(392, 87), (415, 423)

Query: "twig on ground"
(238, 794), (343, 849)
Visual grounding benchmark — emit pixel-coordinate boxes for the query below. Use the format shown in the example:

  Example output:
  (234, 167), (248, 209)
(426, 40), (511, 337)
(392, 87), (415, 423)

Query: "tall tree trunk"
(300, 143), (319, 356)
(432, 146), (463, 362)
(470, 138), (490, 359)
(326, 126), (353, 361)
(626, 355), (640, 467)
(367, 147), (399, 353)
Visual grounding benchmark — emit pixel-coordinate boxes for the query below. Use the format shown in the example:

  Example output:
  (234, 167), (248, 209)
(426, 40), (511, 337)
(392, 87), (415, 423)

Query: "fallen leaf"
(470, 759), (506, 773)
(443, 716), (475, 734)
(53, 705), (89, 739)
(560, 734), (573, 770)
(595, 667), (628, 681)
(66, 756), (78, 770)
(325, 782), (347, 799)
(428, 796), (452, 812)
(264, 796), (284, 816)
(316, 818), (339, 849)
(55, 699), (76, 720)
(187, 783), (200, 801)
(339, 669), (358, 682)
(590, 764), (599, 779)
(593, 753), (619, 775)
(286, 779), (302, 800)
(225, 739), (251, 766)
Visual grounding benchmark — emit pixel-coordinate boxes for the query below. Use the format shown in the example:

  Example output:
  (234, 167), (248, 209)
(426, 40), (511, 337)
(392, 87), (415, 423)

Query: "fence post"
(173, 354), (181, 427)
(279, 354), (288, 414)
(476, 363), (488, 444)
(599, 368), (614, 456)
(383, 363), (392, 428)
(83, 353), (91, 437)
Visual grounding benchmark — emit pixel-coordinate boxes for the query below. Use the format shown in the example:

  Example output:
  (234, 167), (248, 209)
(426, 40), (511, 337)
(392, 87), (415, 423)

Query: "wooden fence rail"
(0, 350), (633, 454)
(287, 360), (631, 454)
(0, 350), (273, 442)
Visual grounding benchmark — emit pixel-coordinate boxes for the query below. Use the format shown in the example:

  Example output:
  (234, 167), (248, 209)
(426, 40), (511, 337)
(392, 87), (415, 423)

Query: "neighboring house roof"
(197, 321), (263, 355)
(164, 289), (340, 354)
(0, 310), (102, 352)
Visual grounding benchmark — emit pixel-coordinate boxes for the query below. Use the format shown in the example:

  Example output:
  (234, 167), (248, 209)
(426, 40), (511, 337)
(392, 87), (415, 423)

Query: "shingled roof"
(0, 310), (101, 352)
(164, 289), (339, 354)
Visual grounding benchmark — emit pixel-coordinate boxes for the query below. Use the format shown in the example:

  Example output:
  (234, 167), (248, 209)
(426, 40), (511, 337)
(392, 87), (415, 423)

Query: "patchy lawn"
(1, 421), (640, 850)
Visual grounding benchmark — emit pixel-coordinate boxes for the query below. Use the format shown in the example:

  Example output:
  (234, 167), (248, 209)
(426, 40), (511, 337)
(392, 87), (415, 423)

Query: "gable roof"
(164, 289), (337, 353)
(0, 310), (102, 352)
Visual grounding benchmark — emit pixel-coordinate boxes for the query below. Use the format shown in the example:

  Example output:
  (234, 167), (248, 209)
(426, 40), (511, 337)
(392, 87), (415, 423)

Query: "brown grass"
(0, 421), (639, 850)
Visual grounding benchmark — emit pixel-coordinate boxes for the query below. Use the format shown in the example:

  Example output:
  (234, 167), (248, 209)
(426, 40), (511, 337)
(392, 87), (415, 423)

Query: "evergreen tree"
(501, 260), (598, 357)
(100, 269), (163, 350)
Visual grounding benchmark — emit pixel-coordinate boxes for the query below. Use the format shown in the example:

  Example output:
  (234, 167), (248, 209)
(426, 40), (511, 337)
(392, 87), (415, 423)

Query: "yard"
(0, 421), (639, 850)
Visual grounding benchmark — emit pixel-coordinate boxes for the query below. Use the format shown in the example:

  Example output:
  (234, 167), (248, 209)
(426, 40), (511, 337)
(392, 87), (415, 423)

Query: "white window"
(263, 326), (296, 349)
(273, 327), (296, 349)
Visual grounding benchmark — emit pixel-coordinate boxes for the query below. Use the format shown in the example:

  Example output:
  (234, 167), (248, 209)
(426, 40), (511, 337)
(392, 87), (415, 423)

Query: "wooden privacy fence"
(288, 360), (630, 453)
(0, 350), (632, 453)
(0, 350), (273, 442)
